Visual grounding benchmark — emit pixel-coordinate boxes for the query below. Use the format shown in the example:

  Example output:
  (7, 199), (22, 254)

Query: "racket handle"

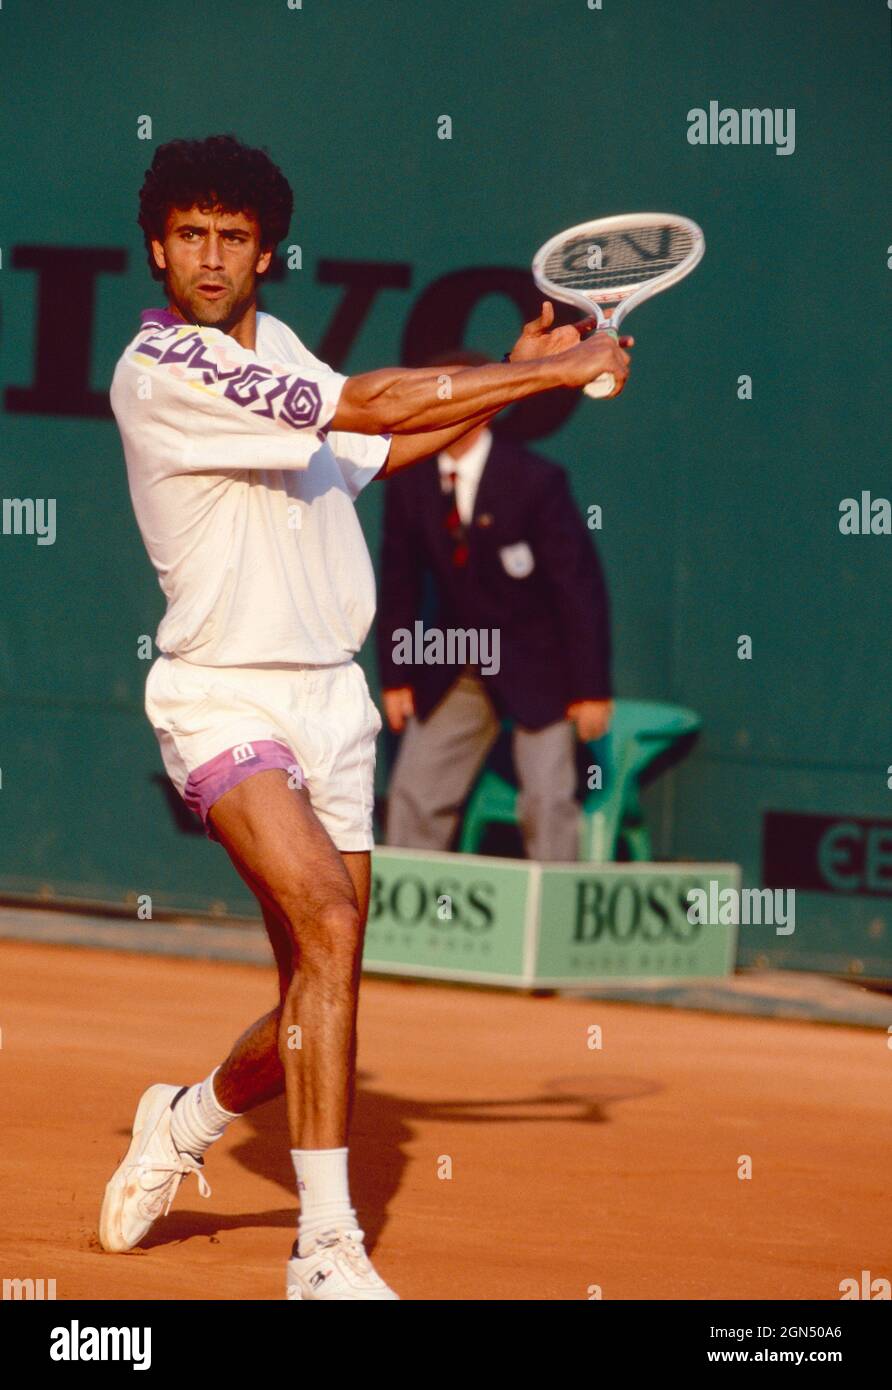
(583, 324), (618, 400)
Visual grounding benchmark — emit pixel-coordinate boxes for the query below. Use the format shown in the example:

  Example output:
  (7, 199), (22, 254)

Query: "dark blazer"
(377, 436), (612, 731)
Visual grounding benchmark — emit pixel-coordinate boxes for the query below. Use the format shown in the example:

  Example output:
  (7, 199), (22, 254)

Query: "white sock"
(169, 1067), (240, 1160)
(291, 1148), (358, 1255)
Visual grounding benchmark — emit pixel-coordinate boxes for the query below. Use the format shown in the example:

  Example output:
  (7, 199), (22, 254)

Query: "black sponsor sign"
(369, 870), (495, 932)
(572, 876), (702, 944)
(763, 811), (892, 898)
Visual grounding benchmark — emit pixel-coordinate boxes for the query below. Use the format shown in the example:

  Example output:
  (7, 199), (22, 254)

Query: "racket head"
(532, 211), (705, 327)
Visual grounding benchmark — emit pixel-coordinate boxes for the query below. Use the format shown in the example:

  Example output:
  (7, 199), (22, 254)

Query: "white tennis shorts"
(145, 654), (382, 851)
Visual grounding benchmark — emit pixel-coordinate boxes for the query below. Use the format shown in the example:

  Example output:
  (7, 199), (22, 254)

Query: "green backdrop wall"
(1, 1), (889, 973)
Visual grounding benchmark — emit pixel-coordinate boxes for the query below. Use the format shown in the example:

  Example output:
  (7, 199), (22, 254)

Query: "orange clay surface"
(0, 939), (888, 1301)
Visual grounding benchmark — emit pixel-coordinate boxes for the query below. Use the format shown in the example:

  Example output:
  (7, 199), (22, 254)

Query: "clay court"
(1, 938), (887, 1301)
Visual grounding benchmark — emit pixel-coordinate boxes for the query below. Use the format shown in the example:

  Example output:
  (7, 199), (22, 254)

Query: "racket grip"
(583, 324), (618, 400)
(584, 372), (616, 399)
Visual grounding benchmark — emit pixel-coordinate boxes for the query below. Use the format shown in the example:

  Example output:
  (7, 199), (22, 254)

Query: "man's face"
(151, 204), (272, 330)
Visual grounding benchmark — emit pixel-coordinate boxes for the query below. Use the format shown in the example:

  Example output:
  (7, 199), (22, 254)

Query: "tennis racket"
(532, 212), (705, 398)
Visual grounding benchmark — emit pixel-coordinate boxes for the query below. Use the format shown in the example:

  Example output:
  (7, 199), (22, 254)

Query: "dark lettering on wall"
(5, 246), (127, 417)
(316, 259), (412, 368)
(764, 810), (892, 897)
(2, 249), (577, 442)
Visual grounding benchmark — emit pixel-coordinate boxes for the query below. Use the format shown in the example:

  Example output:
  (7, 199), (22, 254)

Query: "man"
(379, 351), (613, 862)
(102, 133), (631, 1300)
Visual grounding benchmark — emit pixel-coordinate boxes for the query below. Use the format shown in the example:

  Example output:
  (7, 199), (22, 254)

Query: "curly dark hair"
(137, 133), (294, 284)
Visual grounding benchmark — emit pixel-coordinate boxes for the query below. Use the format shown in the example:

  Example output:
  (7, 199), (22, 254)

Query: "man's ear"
(256, 246), (273, 275)
(150, 237), (166, 273)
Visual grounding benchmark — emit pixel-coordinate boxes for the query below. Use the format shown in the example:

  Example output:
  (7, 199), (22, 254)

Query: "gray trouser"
(385, 673), (580, 861)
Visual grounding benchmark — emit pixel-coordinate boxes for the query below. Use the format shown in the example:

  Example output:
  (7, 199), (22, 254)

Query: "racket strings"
(543, 224), (695, 293)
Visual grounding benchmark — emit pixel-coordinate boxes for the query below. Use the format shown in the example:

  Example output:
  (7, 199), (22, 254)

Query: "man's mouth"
(196, 283), (228, 299)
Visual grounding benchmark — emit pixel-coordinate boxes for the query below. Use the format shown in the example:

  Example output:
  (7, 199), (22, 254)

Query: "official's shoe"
(286, 1228), (400, 1300)
(99, 1083), (211, 1252)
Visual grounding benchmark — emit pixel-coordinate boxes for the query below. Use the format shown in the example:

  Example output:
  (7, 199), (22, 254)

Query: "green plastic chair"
(457, 699), (701, 862)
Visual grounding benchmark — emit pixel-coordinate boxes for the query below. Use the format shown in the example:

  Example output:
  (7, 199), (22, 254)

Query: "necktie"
(443, 469), (469, 568)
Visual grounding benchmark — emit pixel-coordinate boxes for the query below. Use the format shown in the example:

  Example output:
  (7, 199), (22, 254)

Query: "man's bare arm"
(375, 303), (634, 477)
(380, 405), (500, 477)
(329, 330), (630, 437)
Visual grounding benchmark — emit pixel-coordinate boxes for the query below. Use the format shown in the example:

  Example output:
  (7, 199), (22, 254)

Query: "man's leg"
(512, 719), (581, 861)
(386, 674), (500, 850)
(99, 891), (296, 1255)
(205, 906), (292, 1114)
(206, 770), (365, 1150)
(99, 773), (357, 1239)
(210, 853), (369, 1121)
(196, 772), (395, 1296)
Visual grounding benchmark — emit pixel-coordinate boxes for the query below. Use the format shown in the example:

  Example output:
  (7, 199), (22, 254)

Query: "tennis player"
(101, 134), (632, 1299)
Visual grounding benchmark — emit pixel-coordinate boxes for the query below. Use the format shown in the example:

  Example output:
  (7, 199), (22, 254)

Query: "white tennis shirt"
(110, 308), (391, 666)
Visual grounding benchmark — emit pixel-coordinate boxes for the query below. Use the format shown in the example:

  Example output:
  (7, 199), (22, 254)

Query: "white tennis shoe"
(99, 1082), (211, 1252)
(286, 1228), (400, 1300)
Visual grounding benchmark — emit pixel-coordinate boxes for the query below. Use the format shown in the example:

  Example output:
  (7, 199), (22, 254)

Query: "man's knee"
(285, 895), (363, 974)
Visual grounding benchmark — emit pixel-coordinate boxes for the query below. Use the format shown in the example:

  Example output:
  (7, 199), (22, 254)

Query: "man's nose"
(201, 234), (225, 266)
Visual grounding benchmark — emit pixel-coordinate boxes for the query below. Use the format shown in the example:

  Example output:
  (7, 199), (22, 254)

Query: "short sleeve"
(325, 429), (392, 499)
(119, 319), (348, 473)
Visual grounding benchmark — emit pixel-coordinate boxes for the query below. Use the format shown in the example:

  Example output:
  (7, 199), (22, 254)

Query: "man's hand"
(509, 300), (634, 365)
(559, 329), (632, 397)
(567, 699), (613, 743)
(383, 686), (415, 733)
